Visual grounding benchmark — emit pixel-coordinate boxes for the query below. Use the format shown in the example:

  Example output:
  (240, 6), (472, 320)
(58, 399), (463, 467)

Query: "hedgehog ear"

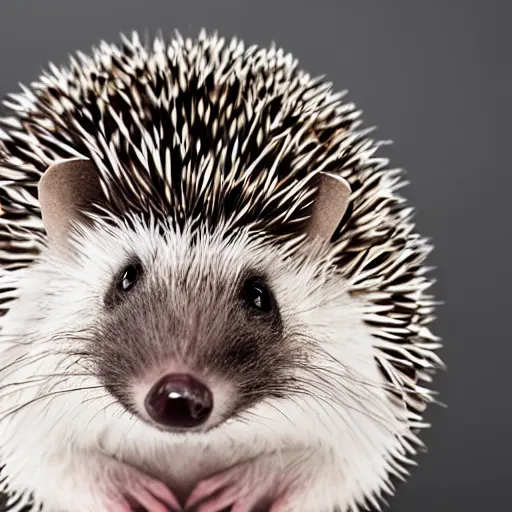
(38, 158), (105, 247)
(304, 172), (352, 242)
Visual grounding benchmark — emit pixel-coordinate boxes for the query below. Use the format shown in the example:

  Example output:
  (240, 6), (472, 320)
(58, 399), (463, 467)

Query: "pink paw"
(103, 463), (182, 512)
(184, 460), (294, 512)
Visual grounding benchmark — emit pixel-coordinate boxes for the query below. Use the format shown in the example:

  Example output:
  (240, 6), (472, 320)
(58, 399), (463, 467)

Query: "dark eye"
(117, 264), (141, 293)
(241, 277), (275, 314)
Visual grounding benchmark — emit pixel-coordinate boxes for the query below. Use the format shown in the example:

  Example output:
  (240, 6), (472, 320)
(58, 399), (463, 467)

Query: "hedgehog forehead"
(69, 215), (292, 295)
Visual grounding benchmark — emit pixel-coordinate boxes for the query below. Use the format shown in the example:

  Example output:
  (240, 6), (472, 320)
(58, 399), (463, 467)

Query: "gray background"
(0, 1), (509, 511)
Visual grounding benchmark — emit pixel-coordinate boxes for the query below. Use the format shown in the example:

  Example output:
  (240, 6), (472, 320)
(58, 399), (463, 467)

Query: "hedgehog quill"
(0, 31), (443, 512)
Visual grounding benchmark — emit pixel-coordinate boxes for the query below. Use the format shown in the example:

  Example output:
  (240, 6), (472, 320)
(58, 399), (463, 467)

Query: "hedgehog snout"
(144, 373), (213, 428)
(130, 360), (237, 433)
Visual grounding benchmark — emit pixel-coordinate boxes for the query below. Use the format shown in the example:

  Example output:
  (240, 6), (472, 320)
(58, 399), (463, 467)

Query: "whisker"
(0, 385), (105, 423)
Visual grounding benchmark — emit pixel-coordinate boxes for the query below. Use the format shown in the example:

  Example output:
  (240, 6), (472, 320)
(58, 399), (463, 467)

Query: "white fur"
(0, 216), (412, 512)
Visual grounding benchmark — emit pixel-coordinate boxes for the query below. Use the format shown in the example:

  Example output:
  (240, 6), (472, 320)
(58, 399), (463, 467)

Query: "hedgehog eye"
(117, 264), (141, 293)
(241, 277), (275, 314)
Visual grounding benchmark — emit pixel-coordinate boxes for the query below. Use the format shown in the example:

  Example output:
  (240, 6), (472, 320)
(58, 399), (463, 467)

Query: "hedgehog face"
(74, 216), (305, 434)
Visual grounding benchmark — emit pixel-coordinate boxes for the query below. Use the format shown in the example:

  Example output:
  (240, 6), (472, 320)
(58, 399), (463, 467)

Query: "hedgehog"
(0, 30), (442, 512)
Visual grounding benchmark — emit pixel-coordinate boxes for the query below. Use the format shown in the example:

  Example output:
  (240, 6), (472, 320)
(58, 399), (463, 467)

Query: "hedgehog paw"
(101, 461), (182, 512)
(184, 454), (303, 512)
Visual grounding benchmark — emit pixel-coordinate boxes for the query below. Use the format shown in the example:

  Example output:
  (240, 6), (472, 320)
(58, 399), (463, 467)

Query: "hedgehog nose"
(144, 373), (213, 429)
